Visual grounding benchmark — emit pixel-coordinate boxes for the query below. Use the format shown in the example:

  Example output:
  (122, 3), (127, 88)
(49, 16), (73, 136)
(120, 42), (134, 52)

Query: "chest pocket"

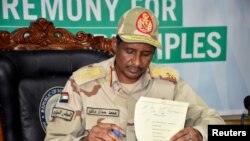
(147, 79), (175, 100)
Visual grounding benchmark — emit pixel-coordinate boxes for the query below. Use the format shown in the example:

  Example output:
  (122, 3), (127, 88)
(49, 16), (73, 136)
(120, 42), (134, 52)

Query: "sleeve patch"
(59, 92), (69, 103)
(51, 107), (74, 121)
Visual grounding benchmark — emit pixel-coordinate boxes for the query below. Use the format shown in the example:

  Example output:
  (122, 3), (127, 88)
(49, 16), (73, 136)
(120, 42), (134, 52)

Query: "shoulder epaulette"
(150, 65), (180, 83)
(73, 65), (106, 85)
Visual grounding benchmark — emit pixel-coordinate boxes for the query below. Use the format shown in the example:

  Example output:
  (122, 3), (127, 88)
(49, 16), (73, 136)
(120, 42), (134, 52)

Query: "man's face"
(115, 42), (155, 84)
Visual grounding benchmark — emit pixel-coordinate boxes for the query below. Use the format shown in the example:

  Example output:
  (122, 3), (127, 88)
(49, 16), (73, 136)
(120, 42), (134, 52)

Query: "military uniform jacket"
(44, 57), (225, 141)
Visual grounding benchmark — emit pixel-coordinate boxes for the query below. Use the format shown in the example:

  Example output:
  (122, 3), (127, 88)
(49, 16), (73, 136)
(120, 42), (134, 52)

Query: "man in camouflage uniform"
(45, 7), (225, 141)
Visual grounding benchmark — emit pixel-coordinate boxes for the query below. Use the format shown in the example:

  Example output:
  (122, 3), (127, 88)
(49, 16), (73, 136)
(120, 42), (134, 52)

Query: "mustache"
(126, 65), (143, 72)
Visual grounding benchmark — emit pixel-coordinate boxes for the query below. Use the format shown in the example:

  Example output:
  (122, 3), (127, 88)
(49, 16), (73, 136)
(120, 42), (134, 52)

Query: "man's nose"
(131, 54), (141, 66)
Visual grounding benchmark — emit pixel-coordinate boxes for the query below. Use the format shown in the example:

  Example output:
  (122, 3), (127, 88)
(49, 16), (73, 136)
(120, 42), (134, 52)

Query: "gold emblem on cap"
(136, 12), (153, 34)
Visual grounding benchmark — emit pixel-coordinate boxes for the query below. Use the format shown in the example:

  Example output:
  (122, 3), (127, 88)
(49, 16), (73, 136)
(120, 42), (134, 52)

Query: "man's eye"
(142, 52), (151, 56)
(125, 48), (133, 54)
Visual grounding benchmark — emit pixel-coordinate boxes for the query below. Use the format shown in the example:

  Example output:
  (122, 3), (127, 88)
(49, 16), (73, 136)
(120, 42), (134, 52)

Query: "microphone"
(243, 95), (250, 115)
(241, 95), (250, 124)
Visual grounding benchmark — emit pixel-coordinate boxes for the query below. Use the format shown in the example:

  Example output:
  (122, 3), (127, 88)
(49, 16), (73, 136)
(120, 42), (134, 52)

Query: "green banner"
(0, 0), (182, 32)
(153, 26), (227, 63)
(0, 0), (227, 63)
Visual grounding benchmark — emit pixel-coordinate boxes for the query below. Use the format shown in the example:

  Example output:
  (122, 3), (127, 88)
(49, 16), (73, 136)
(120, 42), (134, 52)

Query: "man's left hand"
(170, 127), (203, 141)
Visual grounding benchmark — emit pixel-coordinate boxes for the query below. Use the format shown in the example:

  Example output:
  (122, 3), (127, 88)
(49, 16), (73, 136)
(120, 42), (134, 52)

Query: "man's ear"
(110, 36), (117, 54)
(114, 35), (124, 52)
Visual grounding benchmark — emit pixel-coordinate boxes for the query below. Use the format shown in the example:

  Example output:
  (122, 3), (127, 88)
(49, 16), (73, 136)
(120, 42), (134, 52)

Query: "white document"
(134, 97), (189, 141)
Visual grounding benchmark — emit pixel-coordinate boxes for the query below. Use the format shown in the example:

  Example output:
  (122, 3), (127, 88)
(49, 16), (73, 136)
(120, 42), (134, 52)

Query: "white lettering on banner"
(132, 0), (177, 21)
(207, 32), (221, 58)
(193, 32), (206, 58)
(156, 34), (163, 59)
(165, 33), (179, 59)
(162, 0), (176, 21)
(23, 0), (37, 20)
(2, 0), (20, 19)
(1, 0), (179, 23)
(145, 0), (159, 17)
(67, 0), (82, 21)
(86, 0), (101, 21)
(86, 0), (118, 21)
(105, 0), (118, 21)
(181, 33), (192, 59)
(162, 32), (222, 60)
(2, 0), (118, 21)
(41, 0), (64, 20)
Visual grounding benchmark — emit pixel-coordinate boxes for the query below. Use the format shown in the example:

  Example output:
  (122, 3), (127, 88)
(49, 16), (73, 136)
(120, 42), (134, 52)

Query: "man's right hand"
(82, 119), (125, 141)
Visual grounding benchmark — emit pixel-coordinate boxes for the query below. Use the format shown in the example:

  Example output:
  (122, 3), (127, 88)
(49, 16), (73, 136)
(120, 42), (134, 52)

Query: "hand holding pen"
(112, 129), (126, 138)
(83, 119), (126, 141)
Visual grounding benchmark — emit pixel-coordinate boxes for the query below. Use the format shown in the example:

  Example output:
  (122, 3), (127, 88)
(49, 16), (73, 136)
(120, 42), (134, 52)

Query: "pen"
(112, 129), (126, 138)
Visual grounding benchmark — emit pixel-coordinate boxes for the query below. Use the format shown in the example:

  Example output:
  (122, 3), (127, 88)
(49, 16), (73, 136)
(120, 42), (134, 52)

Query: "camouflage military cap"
(117, 7), (161, 48)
